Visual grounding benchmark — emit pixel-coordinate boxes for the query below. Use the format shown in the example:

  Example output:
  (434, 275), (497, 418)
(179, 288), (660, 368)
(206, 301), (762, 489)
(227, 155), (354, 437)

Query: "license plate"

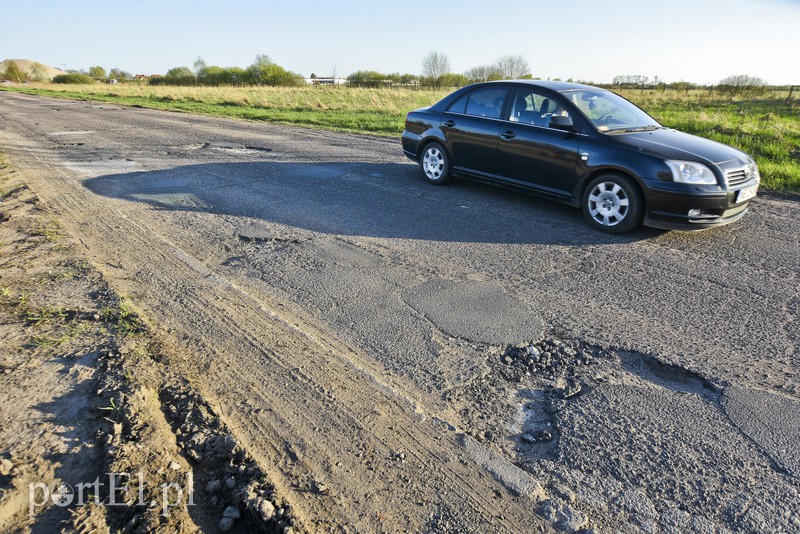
(736, 184), (758, 203)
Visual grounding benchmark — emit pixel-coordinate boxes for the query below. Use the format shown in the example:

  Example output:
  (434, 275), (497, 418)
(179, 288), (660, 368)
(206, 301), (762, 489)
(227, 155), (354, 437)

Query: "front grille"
(726, 169), (748, 188)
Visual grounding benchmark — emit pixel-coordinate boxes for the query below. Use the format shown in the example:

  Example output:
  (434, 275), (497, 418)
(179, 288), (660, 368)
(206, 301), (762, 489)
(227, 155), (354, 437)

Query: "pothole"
(402, 279), (544, 345)
(176, 143), (272, 155)
(450, 332), (798, 533)
(620, 352), (718, 397)
(234, 222), (300, 249)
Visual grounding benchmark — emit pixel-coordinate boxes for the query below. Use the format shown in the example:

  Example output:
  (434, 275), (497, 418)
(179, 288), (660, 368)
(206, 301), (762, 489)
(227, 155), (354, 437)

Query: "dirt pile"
(0, 59), (64, 80)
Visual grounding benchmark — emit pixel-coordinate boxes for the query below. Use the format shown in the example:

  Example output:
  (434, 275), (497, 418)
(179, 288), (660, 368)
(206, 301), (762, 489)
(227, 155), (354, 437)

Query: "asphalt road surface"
(1, 91), (798, 533)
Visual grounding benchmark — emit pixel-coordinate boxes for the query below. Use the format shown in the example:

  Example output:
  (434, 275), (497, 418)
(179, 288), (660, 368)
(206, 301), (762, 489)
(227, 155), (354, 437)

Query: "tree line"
(346, 52), (534, 88)
(1, 52), (782, 98)
(611, 74), (770, 97)
(149, 55), (304, 87)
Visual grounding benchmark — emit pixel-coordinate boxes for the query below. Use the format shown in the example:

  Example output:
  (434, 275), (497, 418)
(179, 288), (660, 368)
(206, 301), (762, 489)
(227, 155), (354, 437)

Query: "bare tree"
(465, 64), (501, 83)
(612, 74), (649, 86)
(252, 54), (273, 69)
(494, 55), (530, 79)
(421, 51), (451, 82)
(193, 57), (207, 75)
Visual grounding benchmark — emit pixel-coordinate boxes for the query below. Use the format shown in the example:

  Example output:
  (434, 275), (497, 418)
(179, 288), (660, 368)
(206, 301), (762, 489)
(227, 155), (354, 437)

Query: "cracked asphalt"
(1, 91), (798, 532)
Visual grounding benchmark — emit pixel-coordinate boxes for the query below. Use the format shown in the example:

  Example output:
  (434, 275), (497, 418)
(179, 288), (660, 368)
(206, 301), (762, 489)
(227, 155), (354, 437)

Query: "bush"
(52, 73), (95, 84)
(347, 71), (388, 88)
(717, 75), (769, 98)
(150, 66), (196, 86)
(150, 60), (304, 87)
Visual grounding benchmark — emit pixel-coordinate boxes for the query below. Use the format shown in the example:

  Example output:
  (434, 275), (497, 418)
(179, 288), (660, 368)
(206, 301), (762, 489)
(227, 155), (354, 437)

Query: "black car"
(402, 81), (760, 233)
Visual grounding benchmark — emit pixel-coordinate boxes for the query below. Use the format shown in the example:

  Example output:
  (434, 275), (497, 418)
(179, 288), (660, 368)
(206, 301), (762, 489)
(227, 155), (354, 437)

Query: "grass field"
(2, 83), (798, 192)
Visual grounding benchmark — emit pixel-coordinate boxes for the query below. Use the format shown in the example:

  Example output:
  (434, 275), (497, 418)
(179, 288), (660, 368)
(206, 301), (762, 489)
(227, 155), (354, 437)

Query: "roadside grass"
(620, 89), (800, 192)
(1, 83), (447, 135)
(2, 84), (797, 192)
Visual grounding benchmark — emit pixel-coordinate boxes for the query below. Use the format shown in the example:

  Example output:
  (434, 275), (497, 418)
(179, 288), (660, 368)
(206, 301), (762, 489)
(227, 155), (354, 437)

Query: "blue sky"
(2, 0), (798, 84)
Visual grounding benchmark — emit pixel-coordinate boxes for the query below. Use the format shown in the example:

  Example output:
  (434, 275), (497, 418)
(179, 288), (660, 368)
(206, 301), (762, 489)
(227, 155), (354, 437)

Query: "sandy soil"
(0, 158), (293, 533)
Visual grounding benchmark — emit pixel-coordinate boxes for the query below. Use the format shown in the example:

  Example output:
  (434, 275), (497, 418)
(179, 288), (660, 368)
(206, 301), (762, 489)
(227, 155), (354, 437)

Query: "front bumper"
(642, 179), (757, 231)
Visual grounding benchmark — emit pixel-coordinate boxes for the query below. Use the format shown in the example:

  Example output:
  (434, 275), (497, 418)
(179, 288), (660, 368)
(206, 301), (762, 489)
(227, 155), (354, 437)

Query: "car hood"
(613, 128), (750, 167)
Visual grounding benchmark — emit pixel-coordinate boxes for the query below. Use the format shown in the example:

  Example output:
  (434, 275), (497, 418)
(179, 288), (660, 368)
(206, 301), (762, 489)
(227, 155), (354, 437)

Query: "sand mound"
(0, 59), (64, 81)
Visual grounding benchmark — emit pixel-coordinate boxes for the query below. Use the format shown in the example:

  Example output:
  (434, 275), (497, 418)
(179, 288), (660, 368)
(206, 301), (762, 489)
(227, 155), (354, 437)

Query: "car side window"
(463, 88), (507, 119)
(447, 94), (468, 114)
(508, 89), (570, 127)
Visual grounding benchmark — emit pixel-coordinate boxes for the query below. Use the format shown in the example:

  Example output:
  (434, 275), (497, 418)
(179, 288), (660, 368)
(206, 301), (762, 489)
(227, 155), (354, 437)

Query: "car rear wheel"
(582, 174), (643, 233)
(419, 142), (451, 185)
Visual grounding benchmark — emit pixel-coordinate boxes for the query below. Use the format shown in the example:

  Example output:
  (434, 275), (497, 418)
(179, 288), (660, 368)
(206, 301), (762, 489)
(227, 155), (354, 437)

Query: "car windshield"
(565, 89), (661, 133)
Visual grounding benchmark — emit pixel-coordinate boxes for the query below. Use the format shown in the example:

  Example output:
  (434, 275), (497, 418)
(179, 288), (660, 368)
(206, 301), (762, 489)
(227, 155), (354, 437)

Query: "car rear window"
(464, 88), (507, 119)
(447, 94), (468, 114)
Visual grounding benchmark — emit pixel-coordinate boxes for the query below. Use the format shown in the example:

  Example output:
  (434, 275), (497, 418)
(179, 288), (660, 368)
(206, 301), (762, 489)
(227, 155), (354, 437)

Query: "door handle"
(500, 130), (516, 139)
(442, 120), (455, 127)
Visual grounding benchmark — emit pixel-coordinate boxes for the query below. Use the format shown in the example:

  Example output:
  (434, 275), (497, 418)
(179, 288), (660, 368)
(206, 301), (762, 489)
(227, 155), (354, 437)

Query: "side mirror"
(549, 115), (576, 132)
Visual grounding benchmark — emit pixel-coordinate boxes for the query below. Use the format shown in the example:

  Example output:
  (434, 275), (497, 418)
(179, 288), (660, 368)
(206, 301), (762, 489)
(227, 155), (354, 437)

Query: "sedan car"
(402, 80), (760, 233)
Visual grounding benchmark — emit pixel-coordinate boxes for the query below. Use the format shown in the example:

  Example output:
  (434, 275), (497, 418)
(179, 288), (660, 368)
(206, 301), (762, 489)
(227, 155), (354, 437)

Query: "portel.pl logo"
(29, 472), (194, 517)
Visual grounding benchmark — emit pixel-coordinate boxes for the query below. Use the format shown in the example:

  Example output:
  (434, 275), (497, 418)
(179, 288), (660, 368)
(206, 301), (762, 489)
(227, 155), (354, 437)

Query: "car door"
(440, 86), (509, 177)
(495, 88), (582, 198)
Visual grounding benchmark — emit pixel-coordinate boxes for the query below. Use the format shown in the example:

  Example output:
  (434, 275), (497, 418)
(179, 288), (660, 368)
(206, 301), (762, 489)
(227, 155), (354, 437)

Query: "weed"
(100, 397), (124, 422)
(38, 261), (88, 282)
(101, 297), (145, 337)
(31, 219), (64, 242)
(31, 332), (74, 347)
(25, 306), (67, 326)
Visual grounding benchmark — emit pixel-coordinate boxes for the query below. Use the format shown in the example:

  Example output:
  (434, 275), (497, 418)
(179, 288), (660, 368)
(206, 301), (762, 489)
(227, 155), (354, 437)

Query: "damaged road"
(0, 91), (799, 532)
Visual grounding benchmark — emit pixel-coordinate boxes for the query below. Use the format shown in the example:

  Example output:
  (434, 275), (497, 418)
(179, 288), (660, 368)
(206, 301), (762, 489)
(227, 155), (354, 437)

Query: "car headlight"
(665, 160), (717, 185)
(745, 161), (760, 183)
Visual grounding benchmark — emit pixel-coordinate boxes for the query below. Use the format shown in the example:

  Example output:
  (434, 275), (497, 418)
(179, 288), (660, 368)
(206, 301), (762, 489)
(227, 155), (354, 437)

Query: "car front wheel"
(582, 174), (643, 233)
(419, 142), (451, 185)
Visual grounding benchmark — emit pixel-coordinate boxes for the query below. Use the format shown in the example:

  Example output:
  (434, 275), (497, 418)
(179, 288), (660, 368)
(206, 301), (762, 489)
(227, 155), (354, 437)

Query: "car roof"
(428, 80), (606, 112)
(480, 79), (600, 93)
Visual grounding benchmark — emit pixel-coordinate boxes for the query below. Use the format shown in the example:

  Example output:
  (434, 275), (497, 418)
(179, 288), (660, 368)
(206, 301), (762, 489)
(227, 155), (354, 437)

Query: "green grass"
(618, 89), (800, 192)
(25, 306), (67, 326)
(1, 84), (797, 191)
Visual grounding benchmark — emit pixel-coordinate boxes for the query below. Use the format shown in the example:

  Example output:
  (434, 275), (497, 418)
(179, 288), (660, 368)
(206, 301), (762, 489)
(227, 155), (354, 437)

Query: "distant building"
(304, 77), (348, 86)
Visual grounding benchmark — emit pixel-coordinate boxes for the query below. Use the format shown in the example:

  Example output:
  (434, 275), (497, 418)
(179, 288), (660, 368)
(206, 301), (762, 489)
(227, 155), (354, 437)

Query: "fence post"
(789, 85), (796, 100)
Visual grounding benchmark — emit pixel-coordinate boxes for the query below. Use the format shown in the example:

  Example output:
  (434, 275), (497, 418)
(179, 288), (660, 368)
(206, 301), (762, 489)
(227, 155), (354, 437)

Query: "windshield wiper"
(607, 125), (662, 133)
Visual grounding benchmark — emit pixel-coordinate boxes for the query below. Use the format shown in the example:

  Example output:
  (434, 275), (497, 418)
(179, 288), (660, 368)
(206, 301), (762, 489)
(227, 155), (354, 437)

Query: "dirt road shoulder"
(0, 153), (293, 533)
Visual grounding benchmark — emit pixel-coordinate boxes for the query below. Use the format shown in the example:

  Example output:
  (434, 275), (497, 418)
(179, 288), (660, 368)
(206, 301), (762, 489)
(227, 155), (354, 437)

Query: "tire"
(582, 174), (643, 233)
(419, 142), (451, 185)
